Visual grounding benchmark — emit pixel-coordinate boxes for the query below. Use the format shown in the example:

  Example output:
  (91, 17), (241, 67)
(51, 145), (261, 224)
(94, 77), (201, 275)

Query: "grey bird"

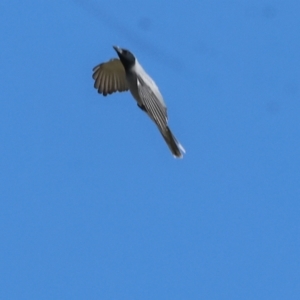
(92, 46), (185, 158)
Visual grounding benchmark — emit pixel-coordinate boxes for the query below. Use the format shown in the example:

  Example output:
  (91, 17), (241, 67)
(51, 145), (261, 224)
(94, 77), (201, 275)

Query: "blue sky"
(0, 0), (299, 299)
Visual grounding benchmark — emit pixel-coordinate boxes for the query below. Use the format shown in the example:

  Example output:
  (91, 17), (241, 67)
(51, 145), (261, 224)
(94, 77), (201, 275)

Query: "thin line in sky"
(72, 0), (184, 72)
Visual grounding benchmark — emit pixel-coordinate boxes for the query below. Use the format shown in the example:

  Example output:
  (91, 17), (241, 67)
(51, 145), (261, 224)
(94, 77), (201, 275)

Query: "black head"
(113, 46), (135, 71)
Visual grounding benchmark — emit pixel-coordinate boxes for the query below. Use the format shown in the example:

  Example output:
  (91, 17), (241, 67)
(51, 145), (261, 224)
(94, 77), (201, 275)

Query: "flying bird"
(92, 46), (185, 158)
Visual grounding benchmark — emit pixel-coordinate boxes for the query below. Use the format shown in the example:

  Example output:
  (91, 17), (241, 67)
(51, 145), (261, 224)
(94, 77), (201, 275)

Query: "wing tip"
(172, 144), (186, 159)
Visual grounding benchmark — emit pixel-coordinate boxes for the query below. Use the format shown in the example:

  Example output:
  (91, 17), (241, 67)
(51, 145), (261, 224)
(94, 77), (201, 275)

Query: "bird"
(92, 46), (185, 158)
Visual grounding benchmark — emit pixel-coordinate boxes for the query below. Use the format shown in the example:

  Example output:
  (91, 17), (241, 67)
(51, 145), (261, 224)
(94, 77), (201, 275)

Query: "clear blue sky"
(1, 0), (299, 299)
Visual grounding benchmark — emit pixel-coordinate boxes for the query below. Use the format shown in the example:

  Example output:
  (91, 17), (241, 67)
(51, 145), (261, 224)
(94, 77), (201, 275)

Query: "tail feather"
(160, 126), (185, 158)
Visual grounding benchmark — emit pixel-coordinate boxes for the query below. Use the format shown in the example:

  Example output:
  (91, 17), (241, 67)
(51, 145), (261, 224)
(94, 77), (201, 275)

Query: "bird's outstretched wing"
(92, 59), (129, 96)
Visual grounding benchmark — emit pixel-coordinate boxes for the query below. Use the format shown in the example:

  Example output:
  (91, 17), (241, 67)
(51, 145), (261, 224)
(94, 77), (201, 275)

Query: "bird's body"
(92, 46), (185, 158)
(125, 66), (142, 106)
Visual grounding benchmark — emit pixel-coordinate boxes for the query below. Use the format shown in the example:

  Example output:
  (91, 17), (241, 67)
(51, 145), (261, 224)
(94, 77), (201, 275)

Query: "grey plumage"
(92, 46), (185, 158)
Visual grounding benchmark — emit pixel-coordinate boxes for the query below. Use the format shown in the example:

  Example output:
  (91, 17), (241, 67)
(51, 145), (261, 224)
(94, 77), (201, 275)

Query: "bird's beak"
(113, 46), (121, 54)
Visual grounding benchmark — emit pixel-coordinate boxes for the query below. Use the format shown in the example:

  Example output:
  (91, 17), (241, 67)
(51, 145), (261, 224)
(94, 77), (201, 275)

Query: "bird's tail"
(160, 126), (185, 158)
